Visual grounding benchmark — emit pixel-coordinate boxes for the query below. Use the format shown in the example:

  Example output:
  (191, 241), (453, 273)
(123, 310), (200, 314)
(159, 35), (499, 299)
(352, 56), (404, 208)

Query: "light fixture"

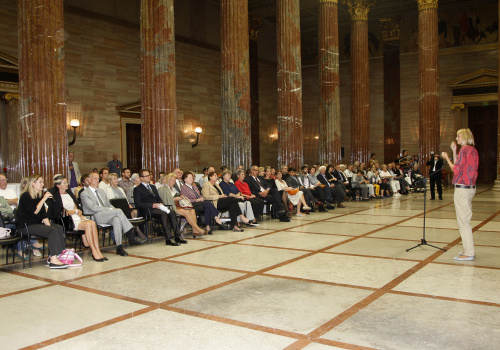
(68, 119), (80, 146)
(192, 127), (202, 147)
(314, 136), (319, 139)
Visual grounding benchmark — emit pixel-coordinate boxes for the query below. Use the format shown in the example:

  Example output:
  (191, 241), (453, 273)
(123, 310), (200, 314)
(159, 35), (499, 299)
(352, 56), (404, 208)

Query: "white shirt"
(253, 176), (265, 192)
(0, 188), (18, 209)
(98, 181), (111, 191)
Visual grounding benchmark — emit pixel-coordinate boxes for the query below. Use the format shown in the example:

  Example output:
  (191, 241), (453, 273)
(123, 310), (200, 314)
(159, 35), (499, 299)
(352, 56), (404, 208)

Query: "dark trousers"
(329, 186), (344, 204)
(430, 176), (442, 199)
(259, 188), (285, 216)
(149, 208), (180, 240)
(216, 197), (242, 227)
(193, 201), (219, 227)
(21, 224), (66, 257)
(309, 187), (325, 203)
(247, 197), (265, 218)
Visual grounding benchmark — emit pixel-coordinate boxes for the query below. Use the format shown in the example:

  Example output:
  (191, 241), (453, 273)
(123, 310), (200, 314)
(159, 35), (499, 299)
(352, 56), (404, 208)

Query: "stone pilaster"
(277, 0), (303, 168)
(18, 0), (67, 182)
(318, 0), (341, 164)
(379, 17), (401, 164)
(417, 0), (440, 175)
(140, 0), (178, 175)
(343, 0), (375, 164)
(494, 0), (500, 191)
(249, 16), (262, 166)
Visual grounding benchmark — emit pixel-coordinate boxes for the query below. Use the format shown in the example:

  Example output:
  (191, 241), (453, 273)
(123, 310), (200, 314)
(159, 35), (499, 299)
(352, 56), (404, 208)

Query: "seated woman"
(411, 163), (426, 192)
(233, 170), (265, 218)
(219, 170), (258, 226)
(18, 174), (68, 268)
(202, 172), (253, 232)
(380, 164), (401, 197)
(181, 171), (222, 235)
(263, 167), (278, 190)
(352, 171), (369, 201)
(156, 173), (168, 190)
(48, 175), (107, 262)
(158, 173), (207, 238)
(275, 171), (310, 216)
(367, 165), (381, 197)
(378, 165), (394, 198)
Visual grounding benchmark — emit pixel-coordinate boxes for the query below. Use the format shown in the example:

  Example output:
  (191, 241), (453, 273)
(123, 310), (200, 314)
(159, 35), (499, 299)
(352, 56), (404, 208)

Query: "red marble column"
(277, 0), (303, 169)
(417, 0), (440, 175)
(345, 0), (373, 165)
(140, 0), (178, 175)
(319, 0), (341, 165)
(249, 17), (262, 166)
(221, 0), (252, 171)
(18, 0), (67, 183)
(495, 0), (500, 190)
(379, 17), (401, 164)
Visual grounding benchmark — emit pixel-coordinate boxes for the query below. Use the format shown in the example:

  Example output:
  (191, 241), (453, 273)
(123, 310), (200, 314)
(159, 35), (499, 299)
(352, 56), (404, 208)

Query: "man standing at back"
(108, 154), (123, 175)
(68, 152), (81, 193)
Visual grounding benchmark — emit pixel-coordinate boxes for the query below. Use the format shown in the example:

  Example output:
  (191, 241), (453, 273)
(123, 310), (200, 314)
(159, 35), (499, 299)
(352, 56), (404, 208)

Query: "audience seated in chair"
(219, 171), (259, 226)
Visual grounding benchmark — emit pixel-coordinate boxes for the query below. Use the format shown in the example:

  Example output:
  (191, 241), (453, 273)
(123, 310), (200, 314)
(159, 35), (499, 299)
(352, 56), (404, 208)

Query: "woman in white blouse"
(380, 164), (400, 197)
(275, 171), (310, 216)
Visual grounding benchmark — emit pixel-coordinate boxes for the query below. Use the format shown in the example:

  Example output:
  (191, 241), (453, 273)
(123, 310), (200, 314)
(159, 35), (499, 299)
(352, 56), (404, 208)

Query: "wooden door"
(468, 105), (498, 184)
(126, 123), (142, 174)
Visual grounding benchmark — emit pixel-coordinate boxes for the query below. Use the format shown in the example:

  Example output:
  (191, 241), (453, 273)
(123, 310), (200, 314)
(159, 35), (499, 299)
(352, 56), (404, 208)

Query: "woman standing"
(442, 128), (479, 261)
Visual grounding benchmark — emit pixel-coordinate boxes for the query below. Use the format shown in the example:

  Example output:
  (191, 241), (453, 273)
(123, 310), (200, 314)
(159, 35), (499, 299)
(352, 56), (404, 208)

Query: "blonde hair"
(108, 173), (119, 180)
(26, 174), (43, 199)
(20, 176), (29, 192)
(457, 128), (475, 146)
(165, 173), (177, 183)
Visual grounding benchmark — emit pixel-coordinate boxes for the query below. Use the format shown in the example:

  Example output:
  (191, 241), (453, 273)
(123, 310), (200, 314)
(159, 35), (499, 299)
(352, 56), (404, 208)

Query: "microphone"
(43, 188), (56, 202)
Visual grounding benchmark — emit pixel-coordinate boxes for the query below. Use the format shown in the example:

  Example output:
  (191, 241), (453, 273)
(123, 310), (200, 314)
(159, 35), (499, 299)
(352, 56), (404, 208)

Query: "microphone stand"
(406, 167), (446, 252)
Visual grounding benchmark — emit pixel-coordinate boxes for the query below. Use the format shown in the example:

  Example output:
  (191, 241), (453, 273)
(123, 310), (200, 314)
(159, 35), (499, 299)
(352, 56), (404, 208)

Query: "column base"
(492, 179), (500, 191)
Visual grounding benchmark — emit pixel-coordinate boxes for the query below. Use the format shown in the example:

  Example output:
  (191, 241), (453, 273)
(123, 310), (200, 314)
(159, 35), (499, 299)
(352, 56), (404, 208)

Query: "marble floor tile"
(121, 239), (224, 258)
(355, 208), (424, 217)
(432, 245), (500, 268)
(172, 275), (373, 334)
(302, 343), (346, 350)
(472, 230), (500, 247)
(326, 237), (446, 260)
(322, 293), (500, 350)
(267, 253), (418, 288)
(0, 272), (49, 295)
(287, 222), (385, 236)
(243, 231), (352, 251)
(476, 221), (500, 232)
(397, 217), (482, 230)
(0, 285), (146, 350)
(424, 210), (493, 221)
(367, 226), (459, 243)
(326, 214), (406, 225)
(70, 261), (244, 303)
(202, 228), (277, 242)
(393, 263), (500, 304)
(43, 309), (296, 350)
(168, 244), (307, 272)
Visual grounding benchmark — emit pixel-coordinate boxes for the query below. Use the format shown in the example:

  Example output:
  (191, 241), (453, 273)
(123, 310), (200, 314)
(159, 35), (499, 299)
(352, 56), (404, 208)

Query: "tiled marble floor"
(1, 186), (499, 350)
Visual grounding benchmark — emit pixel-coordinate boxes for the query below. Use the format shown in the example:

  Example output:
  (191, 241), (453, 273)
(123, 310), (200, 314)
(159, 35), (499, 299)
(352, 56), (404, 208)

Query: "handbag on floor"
(0, 227), (11, 239)
(57, 248), (83, 267)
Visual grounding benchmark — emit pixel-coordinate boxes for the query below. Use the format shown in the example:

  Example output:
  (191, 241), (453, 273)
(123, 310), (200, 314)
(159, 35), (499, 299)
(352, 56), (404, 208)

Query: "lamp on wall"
(192, 127), (202, 148)
(68, 119), (80, 146)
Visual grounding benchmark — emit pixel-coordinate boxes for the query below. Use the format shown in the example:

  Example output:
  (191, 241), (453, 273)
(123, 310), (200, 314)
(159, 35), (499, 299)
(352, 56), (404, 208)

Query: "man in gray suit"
(80, 172), (145, 256)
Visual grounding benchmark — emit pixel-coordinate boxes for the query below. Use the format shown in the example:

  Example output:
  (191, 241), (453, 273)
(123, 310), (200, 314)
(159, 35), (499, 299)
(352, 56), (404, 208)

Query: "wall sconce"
(192, 127), (202, 148)
(314, 136), (319, 140)
(68, 119), (80, 146)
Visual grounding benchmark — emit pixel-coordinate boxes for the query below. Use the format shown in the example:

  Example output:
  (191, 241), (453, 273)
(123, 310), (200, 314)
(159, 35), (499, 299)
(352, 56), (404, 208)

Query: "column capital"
(249, 16), (262, 42)
(416, 0), (438, 11)
(342, 0), (376, 21)
(319, 0), (339, 3)
(451, 103), (465, 110)
(2, 92), (20, 101)
(379, 17), (401, 42)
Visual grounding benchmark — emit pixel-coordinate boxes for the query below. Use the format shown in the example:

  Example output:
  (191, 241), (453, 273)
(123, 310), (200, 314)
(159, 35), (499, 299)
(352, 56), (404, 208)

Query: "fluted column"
(380, 17), (401, 164)
(277, 0), (303, 169)
(249, 17), (262, 166)
(344, 0), (374, 165)
(18, 0), (67, 182)
(140, 0), (178, 176)
(417, 0), (440, 175)
(319, 0), (341, 164)
(494, 0), (500, 191)
(220, 0), (251, 171)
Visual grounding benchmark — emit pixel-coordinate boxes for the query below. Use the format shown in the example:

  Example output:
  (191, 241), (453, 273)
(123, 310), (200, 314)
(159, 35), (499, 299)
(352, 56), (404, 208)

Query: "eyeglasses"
(0, 179), (7, 182)
(141, 174), (151, 177)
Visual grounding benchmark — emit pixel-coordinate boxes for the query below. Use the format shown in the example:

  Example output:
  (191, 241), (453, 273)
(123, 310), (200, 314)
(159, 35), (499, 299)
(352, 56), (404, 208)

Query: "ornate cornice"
(416, 0), (438, 11)
(342, 0), (376, 21)
(249, 16), (263, 42)
(451, 103), (465, 110)
(379, 17), (401, 42)
(2, 92), (19, 101)
(0, 81), (18, 93)
(319, 0), (338, 3)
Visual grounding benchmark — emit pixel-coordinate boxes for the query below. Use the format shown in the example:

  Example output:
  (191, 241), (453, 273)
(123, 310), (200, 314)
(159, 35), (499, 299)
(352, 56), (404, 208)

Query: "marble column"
(249, 17), (262, 166)
(140, 0), (178, 176)
(495, 0), (500, 190)
(220, 0), (251, 171)
(379, 17), (401, 164)
(277, 0), (303, 169)
(417, 0), (440, 175)
(318, 0), (341, 165)
(344, 0), (373, 165)
(18, 0), (67, 183)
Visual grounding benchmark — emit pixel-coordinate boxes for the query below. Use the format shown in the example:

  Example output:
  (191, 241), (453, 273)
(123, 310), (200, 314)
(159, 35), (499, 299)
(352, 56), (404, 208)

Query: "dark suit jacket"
(244, 176), (269, 197)
(426, 158), (443, 178)
(47, 186), (80, 220)
(317, 173), (331, 186)
(333, 170), (347, 183)
(285, 176), (300, 189)
(134, 183), (163, 216)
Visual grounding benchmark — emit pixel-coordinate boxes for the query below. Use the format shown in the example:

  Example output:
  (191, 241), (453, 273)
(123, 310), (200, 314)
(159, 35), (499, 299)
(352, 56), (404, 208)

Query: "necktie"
(255, 177), (264, 190)
(147, 184), (153, 193)
(95, 189), (105, 207)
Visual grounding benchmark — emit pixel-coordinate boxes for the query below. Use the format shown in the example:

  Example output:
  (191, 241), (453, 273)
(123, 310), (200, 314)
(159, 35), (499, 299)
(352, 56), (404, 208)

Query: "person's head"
(271, 167), (276, 175)
(359, 164), (365, 170)
(327, 164), (334, 172)
(334, 164), (341, 171)
(281, 166), (288, 174)
(80, 174), (89, 188)
(68, 152), (74, 162)
(434, 153), (440, 160)
(258, 167), (265, 177)
(250, 165), (259, 177)
(396, 154), (400, 159)
(236, 169), (246, 181)
(27, 174), (44, 199)
(113, 154), (118, 161)
(109, 173), (119, 187)
(357, 170), (364, 176)
(88, 172), (100, 188)
(140, 169), (151, 184)
(20, 176), (29, 192)
(382, 164), (388, 171)
(208, 166), (215, 174)
(348, 164), (353, 171)
(457, 128), (475, 146)
(319, 165), (326, 174)
(158, 171), (166, 179)
(403, 150), (408, 156)
(182, 171), (194, 185)
(370, 165), (377, 172)
(340, 164), (346, 171)
(289, 167), (297, 177)
(99, 167), (109, 181)
(166, 173), (177, 188)
(131, 173), (141, 186)
(276, 170), (283, 180)
(387, 163), (392, 169)
(264, 167), (272, 178)
(309, 166), (316, 175)
(92, 168), (98, 173)
(53, 174), (69, 193)
(174, 168), (183, 180)
(371, 153), (376, 159)
(222, 170), (232, 182)
(301, 165), (309, 174)
(202, 167), (209, 176)
(0, 173), (7, 190)
(208, 171), (218, 183)
(122, 168), (131, 180)
(375, 170), (379, 175)
(159, 173), (168, 185)
(237, 165), (244, 170)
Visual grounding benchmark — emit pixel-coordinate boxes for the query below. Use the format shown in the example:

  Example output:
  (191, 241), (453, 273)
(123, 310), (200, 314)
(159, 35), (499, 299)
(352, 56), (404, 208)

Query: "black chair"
(0, 213), (23, 265)
(81, 212), (112, 247)
(110, 198), (147, 245)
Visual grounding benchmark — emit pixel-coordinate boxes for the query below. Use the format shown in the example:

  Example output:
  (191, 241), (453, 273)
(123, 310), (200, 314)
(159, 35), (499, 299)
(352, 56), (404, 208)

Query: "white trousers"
(454, 187), (476, 256)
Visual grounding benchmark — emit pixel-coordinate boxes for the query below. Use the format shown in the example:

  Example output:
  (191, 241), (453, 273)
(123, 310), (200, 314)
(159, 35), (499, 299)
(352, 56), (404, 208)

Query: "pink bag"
(57, 249), (83, 267)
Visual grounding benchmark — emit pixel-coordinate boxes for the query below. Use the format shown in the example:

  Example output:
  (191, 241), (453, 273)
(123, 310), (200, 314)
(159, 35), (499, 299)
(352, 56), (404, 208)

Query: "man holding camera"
(426, 152), (443, 200)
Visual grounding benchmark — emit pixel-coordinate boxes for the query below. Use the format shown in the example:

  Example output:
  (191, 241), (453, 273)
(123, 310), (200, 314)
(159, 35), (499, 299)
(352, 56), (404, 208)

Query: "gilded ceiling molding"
(249, 16), (263, 42)
(342, 0), (376, 21)
(379, 17), (401, 42)
(416, 0), (438, 11)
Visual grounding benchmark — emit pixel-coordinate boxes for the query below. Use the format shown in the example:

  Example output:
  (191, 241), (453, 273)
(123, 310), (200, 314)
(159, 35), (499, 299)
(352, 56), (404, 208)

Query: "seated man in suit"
(317, 166), (346, 208)
(245, 165), (289, 222)
(134, 169), (185, 246)
(332, 164), (350, 196)
(80, 172), (146, 257)
(286, 167), (319, 208)
(173, 168), (184, 193)
(297, 166), (330, 211)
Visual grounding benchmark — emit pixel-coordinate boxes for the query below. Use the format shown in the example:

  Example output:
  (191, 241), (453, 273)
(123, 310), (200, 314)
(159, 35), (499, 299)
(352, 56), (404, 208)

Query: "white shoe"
(32, 249), (42, 257)
(302, 206), (311, 211)
(453, 255), (474, 261)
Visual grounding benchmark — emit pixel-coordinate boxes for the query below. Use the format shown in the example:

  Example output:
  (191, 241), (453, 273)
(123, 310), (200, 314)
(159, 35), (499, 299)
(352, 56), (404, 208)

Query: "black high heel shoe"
(92, 254), (104, 262)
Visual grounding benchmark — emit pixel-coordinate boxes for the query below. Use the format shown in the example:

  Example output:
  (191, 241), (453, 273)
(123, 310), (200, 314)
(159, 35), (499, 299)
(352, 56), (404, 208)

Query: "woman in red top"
(234, 169), (264, 220)
(442, 128), (479, 261)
